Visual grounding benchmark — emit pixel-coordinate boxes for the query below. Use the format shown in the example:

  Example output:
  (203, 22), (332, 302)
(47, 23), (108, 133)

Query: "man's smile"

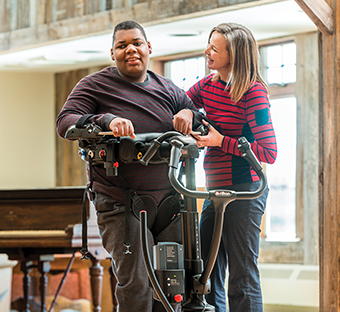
(126, 57), (140, 63)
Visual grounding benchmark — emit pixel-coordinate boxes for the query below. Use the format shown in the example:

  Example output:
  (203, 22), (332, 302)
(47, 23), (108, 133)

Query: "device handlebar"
(168, 136), (267, 201)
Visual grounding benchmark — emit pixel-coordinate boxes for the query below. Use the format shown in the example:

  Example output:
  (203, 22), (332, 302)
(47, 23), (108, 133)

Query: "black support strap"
(124, 189), (133, 255)
(80, 186), (90, 260)
(76, 114), (92, 128)
(80, 157), (95, 260)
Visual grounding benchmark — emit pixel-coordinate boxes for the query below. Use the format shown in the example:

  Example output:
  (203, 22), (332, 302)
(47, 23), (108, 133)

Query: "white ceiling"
(0, 0), (316, 73)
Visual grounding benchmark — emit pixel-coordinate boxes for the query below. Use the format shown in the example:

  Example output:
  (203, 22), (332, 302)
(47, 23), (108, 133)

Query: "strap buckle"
(124, 244), (132, 255)
(80, 249), (90, 260)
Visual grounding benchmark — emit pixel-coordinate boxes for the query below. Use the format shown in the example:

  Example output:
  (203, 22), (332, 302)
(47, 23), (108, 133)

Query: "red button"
(174, 294), (183, 302)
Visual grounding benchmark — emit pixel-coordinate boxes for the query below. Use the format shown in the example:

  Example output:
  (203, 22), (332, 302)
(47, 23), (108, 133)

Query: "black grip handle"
(237, 137), (262, 174)
(139, 140), (161, 166)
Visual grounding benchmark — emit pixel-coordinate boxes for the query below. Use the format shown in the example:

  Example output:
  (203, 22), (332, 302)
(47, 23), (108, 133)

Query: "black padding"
(132, 194), (158, 229)
(151, 194), (181, 236)
(192, 111), (221, 133)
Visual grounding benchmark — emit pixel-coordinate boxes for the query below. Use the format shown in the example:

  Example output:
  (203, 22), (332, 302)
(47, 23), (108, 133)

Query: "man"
(56, 20), (196, 311)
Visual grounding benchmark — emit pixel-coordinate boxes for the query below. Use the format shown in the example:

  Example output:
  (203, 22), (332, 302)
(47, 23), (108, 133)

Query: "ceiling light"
(77, 50), (103, 54)
(169, 32), (201, 37)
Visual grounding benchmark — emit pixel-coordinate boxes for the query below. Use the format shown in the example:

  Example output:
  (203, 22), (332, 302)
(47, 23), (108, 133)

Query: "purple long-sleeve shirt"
(57, 66), (196, 204)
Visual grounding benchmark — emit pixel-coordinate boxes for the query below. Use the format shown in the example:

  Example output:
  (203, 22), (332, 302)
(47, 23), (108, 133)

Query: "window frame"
(259, 40), (298, 242)
(258, 34), (319, 264)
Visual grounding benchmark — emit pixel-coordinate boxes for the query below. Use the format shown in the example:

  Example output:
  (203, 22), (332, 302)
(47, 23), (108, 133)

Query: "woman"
(187, 23), (277, 312)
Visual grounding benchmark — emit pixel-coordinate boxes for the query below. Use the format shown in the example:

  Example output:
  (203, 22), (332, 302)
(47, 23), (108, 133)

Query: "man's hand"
(109, 117), (136, 139)
(172, 109), (193, 135)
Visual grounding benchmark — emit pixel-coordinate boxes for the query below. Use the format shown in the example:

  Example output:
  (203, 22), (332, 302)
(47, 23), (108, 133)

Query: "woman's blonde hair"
(209, 22), (269, 102)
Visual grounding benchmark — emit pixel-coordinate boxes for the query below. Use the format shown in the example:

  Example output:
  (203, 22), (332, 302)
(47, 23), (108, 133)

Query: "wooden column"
(294, 0), (337, 310)
(295, 32), (319, 265)
(318, 0), (339, 311)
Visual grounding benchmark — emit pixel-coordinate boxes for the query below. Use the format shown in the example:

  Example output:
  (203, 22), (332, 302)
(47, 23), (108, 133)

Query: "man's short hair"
(112, 20), (148, 46)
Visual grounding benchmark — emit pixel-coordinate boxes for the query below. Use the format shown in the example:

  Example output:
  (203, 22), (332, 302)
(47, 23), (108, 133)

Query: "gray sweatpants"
(95, 193), (182, 312)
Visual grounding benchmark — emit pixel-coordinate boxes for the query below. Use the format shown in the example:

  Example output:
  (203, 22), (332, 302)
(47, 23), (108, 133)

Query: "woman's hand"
(109, 117), (136, 139)
(194, 120), (223, 148)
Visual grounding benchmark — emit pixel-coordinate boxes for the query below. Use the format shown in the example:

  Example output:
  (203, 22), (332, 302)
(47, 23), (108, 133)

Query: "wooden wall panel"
(56, 0), (68, 21)
(17, 0), (30, 29)
(105, 0), (112, 10)
(45, 0), (57, 23)
(73, 0), (85, 18)
(36, 0), (47, 25)
(8, 0), (18, 31)
(0, 0), (8, 32)
(112, 0), (125, 9)
(84, 0), (102, 15)
(0, 0), (264, 53)
(55, 65), (109, 187)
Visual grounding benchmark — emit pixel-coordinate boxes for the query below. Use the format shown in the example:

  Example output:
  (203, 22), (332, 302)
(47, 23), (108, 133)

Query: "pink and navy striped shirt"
(187, 73), (277, 188)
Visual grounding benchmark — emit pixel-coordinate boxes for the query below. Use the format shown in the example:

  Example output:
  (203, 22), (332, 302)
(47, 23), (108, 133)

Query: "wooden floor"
(11, 303), (319, 312)
(264, 305), (318, 312)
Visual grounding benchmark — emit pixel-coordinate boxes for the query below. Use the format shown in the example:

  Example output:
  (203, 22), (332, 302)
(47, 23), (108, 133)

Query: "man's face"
(111, 28), (152, 83)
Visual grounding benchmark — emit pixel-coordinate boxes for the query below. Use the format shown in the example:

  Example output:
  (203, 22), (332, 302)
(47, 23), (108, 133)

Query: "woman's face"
(204, 31), (231, 80)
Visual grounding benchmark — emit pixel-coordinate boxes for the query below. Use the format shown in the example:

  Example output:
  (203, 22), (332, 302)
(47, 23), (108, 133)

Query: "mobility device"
(66, 122), (267, 312)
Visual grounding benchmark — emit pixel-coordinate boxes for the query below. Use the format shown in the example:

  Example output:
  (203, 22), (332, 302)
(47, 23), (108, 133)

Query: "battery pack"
(153, 242), (185, 303)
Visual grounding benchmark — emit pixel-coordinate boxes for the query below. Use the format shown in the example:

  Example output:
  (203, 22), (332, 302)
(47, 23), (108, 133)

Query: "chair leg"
(38, 260), (51, 312)
(90, 258), (103, 312)
(20, 261), (33, 312)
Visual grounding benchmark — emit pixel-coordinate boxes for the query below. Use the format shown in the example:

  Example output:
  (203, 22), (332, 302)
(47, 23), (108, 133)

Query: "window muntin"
(165, 57), (205, 91)
(265, 42), (296, 85)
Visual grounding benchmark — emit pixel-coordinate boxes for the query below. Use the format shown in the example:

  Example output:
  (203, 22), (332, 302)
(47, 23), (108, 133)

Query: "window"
(264, 42), (296, 85)
(164, 57), (206, 91)
(261, 42), (297, 241)
(165, 56), (207, 187)
(265, 97), (297, 241)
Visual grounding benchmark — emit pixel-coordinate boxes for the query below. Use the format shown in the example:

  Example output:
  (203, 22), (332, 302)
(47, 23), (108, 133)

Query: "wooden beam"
(295, 0), (333, 35)
(319, 0), (340, 310)
(0, 0), (278, 53)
